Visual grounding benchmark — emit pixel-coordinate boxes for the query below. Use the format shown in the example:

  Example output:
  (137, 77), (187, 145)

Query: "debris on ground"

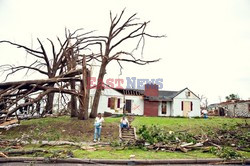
(0, 119), (19, 130)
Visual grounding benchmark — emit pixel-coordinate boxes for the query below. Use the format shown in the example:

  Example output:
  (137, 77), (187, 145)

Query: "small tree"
(225, 94), (240, 101)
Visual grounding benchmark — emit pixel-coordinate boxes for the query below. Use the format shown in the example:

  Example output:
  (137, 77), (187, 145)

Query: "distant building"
(208, 100), (250, 118)
(89, 84), (201, 117)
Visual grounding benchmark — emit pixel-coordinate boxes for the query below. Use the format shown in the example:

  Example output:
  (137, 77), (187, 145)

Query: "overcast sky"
(0, 0), (249, 104)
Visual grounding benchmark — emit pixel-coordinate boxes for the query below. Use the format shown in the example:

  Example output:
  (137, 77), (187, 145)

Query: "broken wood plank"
(0, 124), (20, 130)
(0, 119), (18, 127)
(0, 152), (8, 158)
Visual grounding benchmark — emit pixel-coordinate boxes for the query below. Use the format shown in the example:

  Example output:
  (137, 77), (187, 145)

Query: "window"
(191, 102), (193, 111)
(162, 101), (167, 114)
(248, 104), (250, 112)
(186, 91), (191, 97)
(108, 97), (116, 109)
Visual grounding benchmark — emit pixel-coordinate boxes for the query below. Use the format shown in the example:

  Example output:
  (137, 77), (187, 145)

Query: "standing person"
(202, 109), (208, 119)
(120, 115), (129, 129)
(94, 113), (104, 142)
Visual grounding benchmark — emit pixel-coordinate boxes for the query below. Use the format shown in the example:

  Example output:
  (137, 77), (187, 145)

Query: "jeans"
(94, 127), (101, 140)
(120, 123), (128, 129)
(204, 114), (208, 119)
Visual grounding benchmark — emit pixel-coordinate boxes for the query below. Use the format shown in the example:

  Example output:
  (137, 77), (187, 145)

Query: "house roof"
(219, 100), (250, 105)
(95, 84), (199, 101)
(115, 88), (179, 99)
(159, 90), (179, 98)
(208, 100), (250, 108)
(171, 87), (200, 99)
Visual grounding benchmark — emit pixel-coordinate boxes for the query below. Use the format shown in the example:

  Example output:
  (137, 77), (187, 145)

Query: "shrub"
(209, 147), (243, 160)
(137, 125), (196, 145)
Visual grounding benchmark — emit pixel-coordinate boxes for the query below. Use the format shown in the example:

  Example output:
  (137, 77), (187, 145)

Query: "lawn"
(0, 116), (249, 159)
(132, 116), (249, 134)
(20, 144), (218, 159)
(5, 143), (250, 159)
(1, 116), (249, 141)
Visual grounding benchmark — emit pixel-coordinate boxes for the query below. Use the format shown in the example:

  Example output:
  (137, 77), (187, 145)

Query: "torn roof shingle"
(114, 88), (179, 99)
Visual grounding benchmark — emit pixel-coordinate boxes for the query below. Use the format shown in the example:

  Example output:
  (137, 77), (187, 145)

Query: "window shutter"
(108, 98), (111, 107)
(191, 102), (193, 111)
(181, 101), (183, 111)
(117, 98), (120, 108)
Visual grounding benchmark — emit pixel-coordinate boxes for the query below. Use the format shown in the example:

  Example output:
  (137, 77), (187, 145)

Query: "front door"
(125, 100), (132, 113)
(183, 101), (191, 117)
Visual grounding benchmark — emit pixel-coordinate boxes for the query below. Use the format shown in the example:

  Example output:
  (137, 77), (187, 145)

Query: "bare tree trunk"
(78, 56), (90, 120)
(70, 80), (77, 117)
(83, 70), (90, 119)
(45, 92), (55, 114)
(79, 82), (84, 119)
(66, 49), (78, 117)
(90, 61), (107, 118)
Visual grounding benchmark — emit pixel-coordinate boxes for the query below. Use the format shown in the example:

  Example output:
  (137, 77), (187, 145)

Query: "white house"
(89, 84), (201, 117)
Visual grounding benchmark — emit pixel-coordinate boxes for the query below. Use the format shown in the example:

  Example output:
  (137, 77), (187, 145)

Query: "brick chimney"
(144, 84), (159, 97)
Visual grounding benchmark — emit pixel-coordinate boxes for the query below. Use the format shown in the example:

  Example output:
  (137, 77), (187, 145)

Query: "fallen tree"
(0, 67), (90, 120)
(0, 29), (94, 118)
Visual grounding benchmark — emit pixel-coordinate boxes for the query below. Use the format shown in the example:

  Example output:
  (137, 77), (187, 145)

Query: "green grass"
(104, 117), (120, 123)
(132, 116), (249, 134)
(5, 143), (250, 159)
(73, 148), (217, 159)
(14, 144), (218, 159)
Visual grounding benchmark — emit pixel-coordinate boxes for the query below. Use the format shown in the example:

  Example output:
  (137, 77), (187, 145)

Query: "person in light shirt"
(202, 109), (208, 119)
(93, 113), (104, 142)
(120, 115), (129, 129)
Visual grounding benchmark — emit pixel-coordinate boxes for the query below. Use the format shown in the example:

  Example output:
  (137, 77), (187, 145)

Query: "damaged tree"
(0, 29), (80, 115)
(87, 10), (164, 118)
(0, 29), (89, 117)
(0, 69), (84, 119)
(78, 56), (90, 120)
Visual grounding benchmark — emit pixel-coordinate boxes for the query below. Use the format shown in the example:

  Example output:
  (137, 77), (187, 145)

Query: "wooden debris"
(0, 152), (8, 158)
(0, 119), (19, 130)
(208, 142), (222, 150)
(0, 119), (18, 126)
(2, 149), (48, 155)
(81, 146), (96, 152)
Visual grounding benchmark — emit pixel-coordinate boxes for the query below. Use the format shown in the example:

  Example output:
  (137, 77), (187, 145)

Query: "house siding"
(89, 88), (124, 114)
(124, 95), (144, 115)
(89, 88), (144, 115)
(224, 102), (250, 118)
(89, 87), (201, 117)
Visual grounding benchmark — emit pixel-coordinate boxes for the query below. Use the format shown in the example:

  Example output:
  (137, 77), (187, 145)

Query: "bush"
(137, 125), (196, 145)
(209, 147), (243, 160)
